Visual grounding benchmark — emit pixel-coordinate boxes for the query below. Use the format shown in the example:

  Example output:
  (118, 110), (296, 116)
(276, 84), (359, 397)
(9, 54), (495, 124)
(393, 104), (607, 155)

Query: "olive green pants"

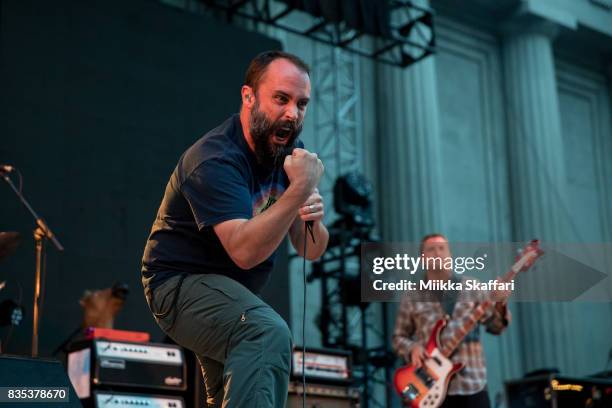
(145, 273), (292, 408)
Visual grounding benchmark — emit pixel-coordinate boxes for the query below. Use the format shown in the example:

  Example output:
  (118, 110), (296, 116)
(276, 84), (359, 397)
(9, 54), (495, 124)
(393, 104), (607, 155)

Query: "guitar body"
(394, 319), (464, 408)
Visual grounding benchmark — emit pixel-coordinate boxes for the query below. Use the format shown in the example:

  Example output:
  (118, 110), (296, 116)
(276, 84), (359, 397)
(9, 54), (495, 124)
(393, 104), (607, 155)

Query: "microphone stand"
(1, 170), (64, 357)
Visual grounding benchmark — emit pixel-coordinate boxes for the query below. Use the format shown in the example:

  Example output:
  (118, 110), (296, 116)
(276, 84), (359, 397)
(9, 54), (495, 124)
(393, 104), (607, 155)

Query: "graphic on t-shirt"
(253, 184), (285, 216)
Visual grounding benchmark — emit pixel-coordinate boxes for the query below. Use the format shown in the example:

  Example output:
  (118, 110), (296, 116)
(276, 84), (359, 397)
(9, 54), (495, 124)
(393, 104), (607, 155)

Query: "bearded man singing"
(141, 51), (329, 408)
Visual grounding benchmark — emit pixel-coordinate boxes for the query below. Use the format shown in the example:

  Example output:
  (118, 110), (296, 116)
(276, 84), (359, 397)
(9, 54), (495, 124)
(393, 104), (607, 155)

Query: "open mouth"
(273, 128), (292, 144)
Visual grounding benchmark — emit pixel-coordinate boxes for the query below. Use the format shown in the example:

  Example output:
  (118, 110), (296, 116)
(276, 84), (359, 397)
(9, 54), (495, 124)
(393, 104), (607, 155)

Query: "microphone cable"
(302, 220), (315, 408)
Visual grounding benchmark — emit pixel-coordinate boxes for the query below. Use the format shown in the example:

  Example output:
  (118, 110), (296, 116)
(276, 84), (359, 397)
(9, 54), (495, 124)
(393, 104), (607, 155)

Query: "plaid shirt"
(392, 277), (511, 395)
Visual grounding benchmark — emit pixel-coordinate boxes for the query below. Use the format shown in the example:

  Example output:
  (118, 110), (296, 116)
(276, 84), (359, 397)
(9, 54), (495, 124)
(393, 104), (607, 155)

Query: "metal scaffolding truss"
(310, 221), (394, 408)
(198, 0), (435, 67)
(311, 43), (363, 222)
(307, 42), (391, 406)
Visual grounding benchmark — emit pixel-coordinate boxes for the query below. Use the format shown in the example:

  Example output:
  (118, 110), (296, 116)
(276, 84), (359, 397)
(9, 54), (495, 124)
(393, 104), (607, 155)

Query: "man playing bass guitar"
(392, 233), (512, 408)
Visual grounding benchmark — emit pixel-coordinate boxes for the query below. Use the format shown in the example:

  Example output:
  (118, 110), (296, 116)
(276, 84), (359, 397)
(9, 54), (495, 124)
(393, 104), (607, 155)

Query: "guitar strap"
(437, 275), (480, 343)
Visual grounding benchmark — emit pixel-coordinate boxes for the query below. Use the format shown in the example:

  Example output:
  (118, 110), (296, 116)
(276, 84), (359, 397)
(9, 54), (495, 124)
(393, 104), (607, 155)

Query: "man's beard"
(249, 100), (302, 170)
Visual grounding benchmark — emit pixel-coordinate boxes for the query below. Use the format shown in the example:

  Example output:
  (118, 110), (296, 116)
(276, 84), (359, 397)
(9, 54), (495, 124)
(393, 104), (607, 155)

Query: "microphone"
(0, 164), (14, 174)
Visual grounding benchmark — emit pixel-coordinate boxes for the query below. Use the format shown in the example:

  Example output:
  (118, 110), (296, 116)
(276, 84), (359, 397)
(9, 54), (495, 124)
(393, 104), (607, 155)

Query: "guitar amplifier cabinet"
(93, 390), (185, 408)
(287, 381), (360, 408)
(67, 339), (186, 400)
(505, 374), (612, 408)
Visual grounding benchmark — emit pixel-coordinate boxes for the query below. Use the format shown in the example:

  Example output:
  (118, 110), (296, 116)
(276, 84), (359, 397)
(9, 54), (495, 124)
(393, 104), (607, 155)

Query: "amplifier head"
(291, 346), (353, 385)
(67, 339), (186, 399)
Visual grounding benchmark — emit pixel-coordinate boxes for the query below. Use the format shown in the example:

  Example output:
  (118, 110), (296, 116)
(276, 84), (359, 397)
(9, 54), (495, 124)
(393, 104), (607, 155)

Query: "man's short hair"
(244, 50), (310, 94)
(419, 233), (447, 254)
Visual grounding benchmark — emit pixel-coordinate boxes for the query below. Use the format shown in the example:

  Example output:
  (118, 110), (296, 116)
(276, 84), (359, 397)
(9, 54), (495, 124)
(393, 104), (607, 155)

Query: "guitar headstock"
(512, 239), (544, 273)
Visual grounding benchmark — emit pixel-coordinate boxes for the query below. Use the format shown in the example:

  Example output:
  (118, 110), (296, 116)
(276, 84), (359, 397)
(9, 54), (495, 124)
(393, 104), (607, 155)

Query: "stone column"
(502, 16), (574, 373)
(376, 56), (445, 242)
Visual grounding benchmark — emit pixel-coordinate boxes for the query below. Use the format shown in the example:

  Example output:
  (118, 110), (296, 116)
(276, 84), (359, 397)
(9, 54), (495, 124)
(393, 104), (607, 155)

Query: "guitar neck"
(441, 268), (518, 357)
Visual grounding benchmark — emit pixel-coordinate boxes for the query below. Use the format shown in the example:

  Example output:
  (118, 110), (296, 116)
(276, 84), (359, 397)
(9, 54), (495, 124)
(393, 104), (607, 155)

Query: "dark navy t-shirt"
(142, 114), (299, 295)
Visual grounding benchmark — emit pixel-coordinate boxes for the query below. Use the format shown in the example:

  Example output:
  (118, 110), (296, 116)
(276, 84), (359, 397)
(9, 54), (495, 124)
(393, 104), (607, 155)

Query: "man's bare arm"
(214, 148), (323, 269)
(214, 185), (305, 269)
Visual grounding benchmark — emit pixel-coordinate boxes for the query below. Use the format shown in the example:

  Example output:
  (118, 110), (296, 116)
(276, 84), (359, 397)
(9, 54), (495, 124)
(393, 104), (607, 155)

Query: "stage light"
(333, 172), (374, 228)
